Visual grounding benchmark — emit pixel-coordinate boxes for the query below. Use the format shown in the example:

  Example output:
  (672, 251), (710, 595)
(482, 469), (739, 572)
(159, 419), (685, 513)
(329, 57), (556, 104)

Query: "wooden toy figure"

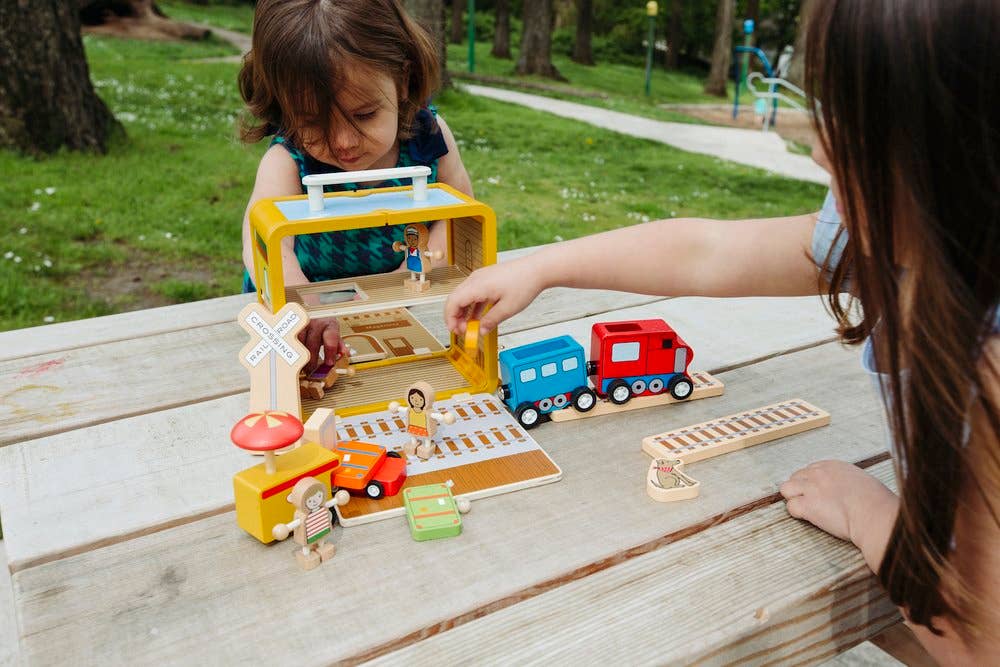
(391, 223), (442, 293)
(272, 477), (351, 571)
(388, 381), (456, 459)
(299, 352), (355, 400)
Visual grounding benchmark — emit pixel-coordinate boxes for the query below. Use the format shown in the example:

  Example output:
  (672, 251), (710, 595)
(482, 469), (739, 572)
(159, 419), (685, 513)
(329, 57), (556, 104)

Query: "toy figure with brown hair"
(389, 381), (456, 459)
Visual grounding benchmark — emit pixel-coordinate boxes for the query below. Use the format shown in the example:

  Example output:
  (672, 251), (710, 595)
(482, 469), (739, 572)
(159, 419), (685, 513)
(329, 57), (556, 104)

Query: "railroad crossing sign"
(237, 302), (310, 415)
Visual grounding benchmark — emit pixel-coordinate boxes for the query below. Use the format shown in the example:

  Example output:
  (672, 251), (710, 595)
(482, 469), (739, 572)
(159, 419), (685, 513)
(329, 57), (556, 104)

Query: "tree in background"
(404, 0), (451, 88)
(703, 0), (734, 96)
(492, 0), (512, 58)
(746, 0), (760, 35)
(517, 0), (564, 79)
(786, 0), (813, 86)
(79, 0), (210, 40)
(571, 0), (595, 65)
(0, 0), (121, 155)
(449, 0), (463, 44)
(665, 0), (682, 68)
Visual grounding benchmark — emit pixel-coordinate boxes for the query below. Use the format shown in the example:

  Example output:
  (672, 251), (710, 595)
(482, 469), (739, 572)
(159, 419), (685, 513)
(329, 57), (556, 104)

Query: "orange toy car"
(333, 440), (407, 499)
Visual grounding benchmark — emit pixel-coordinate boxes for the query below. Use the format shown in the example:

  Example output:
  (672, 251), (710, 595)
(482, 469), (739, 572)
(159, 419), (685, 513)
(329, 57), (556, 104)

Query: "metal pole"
(740, 19), (754, 113)
(645, 2), (658, 96)
(467, 0), (476, 73)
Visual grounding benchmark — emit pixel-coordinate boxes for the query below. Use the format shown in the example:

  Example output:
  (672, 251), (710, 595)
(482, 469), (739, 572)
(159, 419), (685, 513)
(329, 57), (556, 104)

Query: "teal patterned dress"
(242, 107), (448, 292)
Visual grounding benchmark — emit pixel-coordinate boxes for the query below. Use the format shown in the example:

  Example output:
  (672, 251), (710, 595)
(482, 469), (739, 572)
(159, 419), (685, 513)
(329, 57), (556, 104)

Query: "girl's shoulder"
(268, 134), (310, 183)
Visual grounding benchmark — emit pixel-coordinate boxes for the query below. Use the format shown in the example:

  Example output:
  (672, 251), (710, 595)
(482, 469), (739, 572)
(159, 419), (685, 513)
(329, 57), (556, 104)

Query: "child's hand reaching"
(297, 316), (349, 371)
(445, 257), (546, 336)
(780, 460), (898, 544)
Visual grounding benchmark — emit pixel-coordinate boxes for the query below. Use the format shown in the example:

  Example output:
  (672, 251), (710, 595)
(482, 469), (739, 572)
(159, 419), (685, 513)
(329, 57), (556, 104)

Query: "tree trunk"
(786, 0), (814, 87)
(404, 0), (451, 88)
(666, 0), (682, 69)
(79, 1), (210, 41)
(746, 0), (760, 33)
(491, 0), (511, 59)
(571, 0), (594, 66)
(516, 0), (564, 80)
(449, 0), (463, 44)
(703, 0), (734, 97)
(0, 0), (121, 155)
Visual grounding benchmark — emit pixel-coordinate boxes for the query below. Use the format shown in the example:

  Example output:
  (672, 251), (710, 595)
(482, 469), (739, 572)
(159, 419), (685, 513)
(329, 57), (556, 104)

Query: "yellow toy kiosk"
(247, 166), (499, 419)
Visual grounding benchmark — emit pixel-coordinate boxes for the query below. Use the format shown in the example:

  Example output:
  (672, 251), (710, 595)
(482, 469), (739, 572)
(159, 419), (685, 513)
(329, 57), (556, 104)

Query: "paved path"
(463, 84), (830, 185)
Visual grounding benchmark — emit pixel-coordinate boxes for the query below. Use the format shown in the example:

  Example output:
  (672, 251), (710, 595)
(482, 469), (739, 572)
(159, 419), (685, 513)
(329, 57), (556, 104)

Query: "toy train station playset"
(227, 166), (830, 570)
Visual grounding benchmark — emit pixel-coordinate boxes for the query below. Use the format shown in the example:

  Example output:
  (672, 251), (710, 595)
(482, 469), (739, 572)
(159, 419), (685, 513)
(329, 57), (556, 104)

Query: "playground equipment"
(732, 20), (806, 132)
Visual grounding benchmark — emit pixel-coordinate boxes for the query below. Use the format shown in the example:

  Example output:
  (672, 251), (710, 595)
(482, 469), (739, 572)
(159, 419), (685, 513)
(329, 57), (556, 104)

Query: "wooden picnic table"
(0, 248), (901, 665)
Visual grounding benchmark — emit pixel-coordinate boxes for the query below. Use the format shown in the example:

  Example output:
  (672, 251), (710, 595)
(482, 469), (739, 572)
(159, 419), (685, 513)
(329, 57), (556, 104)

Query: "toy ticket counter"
(247, 167), (498, 419)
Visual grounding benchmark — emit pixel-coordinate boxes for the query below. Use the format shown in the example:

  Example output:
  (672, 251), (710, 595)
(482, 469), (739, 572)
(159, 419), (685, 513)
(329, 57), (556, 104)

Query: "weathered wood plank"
(367, 462), (900, 666)
(0, 295), (833, 448)
(0, 542), (20, 667)
(0, 293), (255, 363)
(10, 343), (890, 664)
(501, 296), (839, 373)
(0, 246), (543, 364)
(1, 307), (844, 573)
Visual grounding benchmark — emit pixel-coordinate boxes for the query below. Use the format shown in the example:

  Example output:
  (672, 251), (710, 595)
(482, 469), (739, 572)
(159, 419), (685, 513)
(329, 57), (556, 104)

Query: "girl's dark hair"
(237, 0), (440, 146)
(807, 0), (1000, 639)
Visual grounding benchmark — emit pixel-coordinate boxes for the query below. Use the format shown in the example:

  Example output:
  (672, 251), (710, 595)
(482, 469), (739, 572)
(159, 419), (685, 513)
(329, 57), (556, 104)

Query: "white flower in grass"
(553, 235), (564, 242)
(43, 316), (55, 323)
(138, 235), (146, 241)
(44, 187), (56, 195)
(43, 259), (52, 268)
(19, 227), (27, 234)
(486, 175), (501, 185)
(13, 256), (21, 263)
(3, 251), (12, 259)
(29, 202), (40, 212)
(164, 232), (173, 239)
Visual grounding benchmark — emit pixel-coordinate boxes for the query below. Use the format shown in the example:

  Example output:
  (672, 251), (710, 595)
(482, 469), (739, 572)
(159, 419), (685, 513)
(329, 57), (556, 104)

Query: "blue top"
(243, 107), (449, 293)
(811, 190), (999, 451)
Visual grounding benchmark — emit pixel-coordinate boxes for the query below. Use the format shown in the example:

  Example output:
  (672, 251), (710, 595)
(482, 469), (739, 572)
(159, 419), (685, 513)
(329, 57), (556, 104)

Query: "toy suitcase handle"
(303, 166), (432, 212)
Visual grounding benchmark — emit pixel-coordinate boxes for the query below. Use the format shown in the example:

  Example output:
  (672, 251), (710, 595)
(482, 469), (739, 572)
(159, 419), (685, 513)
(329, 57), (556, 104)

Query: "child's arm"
(781, 339), (1000, 663)
(446, 211), (822, 334)
(242, 145), (309, 285)
(426, 115), (473, 268)
(242, 145), (347, 365)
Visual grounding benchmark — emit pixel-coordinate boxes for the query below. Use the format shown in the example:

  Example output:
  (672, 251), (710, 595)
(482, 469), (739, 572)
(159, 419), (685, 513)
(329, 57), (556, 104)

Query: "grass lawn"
(0, 12), (825, 333)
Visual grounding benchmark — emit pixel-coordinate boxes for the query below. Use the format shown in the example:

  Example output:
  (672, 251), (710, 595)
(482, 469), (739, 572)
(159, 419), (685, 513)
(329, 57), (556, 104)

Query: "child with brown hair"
(238, 0), (473, 366)
(447, 0), (999, 661)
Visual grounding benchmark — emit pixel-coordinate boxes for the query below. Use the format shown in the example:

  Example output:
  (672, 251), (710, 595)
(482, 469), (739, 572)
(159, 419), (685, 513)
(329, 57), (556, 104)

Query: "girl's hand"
(445, 257), (545, 336)
(780, 460), (897, 543)
(297, 316), (348, 371)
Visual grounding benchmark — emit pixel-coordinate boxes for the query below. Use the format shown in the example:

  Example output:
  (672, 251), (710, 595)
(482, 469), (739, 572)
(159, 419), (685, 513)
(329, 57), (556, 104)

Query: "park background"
(0, 0), (825, 332)
(1, 4), (919, 665)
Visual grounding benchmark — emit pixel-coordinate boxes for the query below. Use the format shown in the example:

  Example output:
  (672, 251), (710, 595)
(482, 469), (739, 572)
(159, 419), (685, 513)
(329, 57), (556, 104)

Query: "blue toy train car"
(497, 336), (597, 428)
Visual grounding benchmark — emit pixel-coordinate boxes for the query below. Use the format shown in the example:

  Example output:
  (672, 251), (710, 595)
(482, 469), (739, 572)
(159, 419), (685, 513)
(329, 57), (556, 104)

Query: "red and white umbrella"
(230, 411), (304, 474)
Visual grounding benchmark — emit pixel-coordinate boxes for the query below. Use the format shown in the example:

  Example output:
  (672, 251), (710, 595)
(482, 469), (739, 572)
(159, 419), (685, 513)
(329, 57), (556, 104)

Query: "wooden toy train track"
(642, 399), (830, 502)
